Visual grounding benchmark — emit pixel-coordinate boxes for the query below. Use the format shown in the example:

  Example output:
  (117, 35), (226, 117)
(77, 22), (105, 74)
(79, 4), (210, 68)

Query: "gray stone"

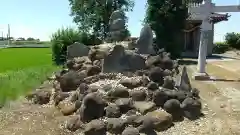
(139, 110), (173, 132)
(130, 90), (147, 101)
(84, 120), (107, 135)
(110, 18), (125, 31)
(108, 86), (129, 98)
(181, 97), (202, 120)
(109, 10), (125, 24)
(27, 89), (51, 105)
(115, 98), (133, 113)
(80, 92), (107, 122)
(105, 103), (121, 118)
(66, 116), (84, 132)
(162, 76), (175, 90)
(175, 66), (192, 92)
(59, 70), (84, 92)
(102, 45), (125, 73)
(106, 118), (127, 134)
(67, 42), (90, 59)
(136, 24), (155, 54)
(133, 101), (156, 114)
(122, 127), (140, 135)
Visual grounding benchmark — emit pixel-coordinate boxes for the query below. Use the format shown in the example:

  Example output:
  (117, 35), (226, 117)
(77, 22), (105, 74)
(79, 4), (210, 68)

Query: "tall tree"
(69, 0), (134, 40)
(144, 0), (189, 57)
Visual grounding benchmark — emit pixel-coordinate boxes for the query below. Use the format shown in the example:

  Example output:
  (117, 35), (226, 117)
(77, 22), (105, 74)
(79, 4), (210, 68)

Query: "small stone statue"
(108, 10), (127, 44)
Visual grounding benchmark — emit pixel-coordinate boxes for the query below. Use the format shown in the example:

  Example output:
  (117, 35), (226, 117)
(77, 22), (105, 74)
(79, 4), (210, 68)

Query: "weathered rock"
(59, 70), (85, 92)
(106, 118), (127, 134)
(115, 98), (133, 113)
(66, 116), (84, 132)
(65, 59), (75, 69)
(163, 69), (173, 76)
(27, 89), (51, 105)
(188, 88), (200, 99)
(138, 110), (173, 132)
(152, 90), (169, 107)
(75, 100), (82, 109)
(93, 60), (102, 67)
(145, 55), (161, 68)
(84, 120), (107, 135)
(70, 91), (79, 102)
(147, 81), (158, 91)
(126, 115), (143, 126)
(181, 97), (202, 120)
(133, 101), (156, 114)
(175, 66), (192, 92)
(86, 65), (101, 76)
(148, 67), (164, 84)
(80, 92), (107, 122)
(110, 18), (125, 31)
(88, 48), (107, 61)
(108, 86), (129, 98)
(163, 99), (183, 120)
(109, 10), (124, 24)
(52, 91), (70, 105)
(119, 78), (142, 89)
(60, 104), (77, 116)
(102, 45), (125, 73)
(79, 83), (89, 94)
(88, 84), (101, 93)
(122, 127), (140, 135)
(136, 24), (155, 54)
(121, 51), (146, 71)
(162, 76), (175, 90)
(130, 90), (147, 101)
(67, 42), (90, 59)
(105, 103), (121, 118)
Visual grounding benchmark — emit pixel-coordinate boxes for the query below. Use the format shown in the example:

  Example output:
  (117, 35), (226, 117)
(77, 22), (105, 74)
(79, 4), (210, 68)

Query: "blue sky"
(0, 0), (239, 41)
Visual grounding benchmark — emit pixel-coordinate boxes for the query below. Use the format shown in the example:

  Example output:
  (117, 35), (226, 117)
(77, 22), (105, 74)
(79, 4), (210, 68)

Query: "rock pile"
(26, 40), (202, 134)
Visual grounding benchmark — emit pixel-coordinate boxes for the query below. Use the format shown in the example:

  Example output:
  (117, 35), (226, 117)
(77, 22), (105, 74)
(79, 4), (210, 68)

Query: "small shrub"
(225, 32), (240, 49)
(51, 27), (82, 65)
(212, 42), (229, 54)
(51, 27), (103, 65)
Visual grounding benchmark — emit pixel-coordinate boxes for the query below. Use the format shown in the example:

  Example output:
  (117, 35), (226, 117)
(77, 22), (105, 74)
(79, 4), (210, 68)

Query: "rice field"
(0, 48), (59, 106)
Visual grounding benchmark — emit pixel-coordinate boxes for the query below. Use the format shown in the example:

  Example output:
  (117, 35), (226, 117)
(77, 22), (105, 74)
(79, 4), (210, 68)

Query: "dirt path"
(185, 60), (240, 134)
(0, 99), (73, 135)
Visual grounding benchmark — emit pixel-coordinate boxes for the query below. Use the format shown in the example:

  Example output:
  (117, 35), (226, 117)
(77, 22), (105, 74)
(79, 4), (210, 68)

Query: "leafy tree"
(144, 0), (189, 58)
(68, 0), (134, 40)
(27, 37), (35, 41)
(225, 32), (240, 49)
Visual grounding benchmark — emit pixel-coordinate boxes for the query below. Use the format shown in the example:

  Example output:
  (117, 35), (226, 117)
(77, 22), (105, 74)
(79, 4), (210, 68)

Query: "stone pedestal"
(193, 72), (210, 80)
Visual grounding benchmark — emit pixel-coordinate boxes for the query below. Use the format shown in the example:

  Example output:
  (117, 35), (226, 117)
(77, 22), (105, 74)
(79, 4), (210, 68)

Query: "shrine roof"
(209, 13), (230, 23)
(188, 12), (230, 24)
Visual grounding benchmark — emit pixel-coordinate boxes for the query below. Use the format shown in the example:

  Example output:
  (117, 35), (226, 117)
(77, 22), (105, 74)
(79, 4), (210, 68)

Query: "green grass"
(0, 48), (60, 106)
(11, 40), (51, 45)
(0, 48), (53, 72)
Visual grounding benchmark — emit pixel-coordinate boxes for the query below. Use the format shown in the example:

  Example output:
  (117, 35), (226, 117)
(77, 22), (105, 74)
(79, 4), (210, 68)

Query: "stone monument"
(67, 42), (90, 59)
(135, 24), (155, 54)
(109, 10), (127, 43)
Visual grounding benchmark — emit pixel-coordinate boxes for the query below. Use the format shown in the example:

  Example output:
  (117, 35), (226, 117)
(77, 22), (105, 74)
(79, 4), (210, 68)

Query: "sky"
(0, 0), (239, 41)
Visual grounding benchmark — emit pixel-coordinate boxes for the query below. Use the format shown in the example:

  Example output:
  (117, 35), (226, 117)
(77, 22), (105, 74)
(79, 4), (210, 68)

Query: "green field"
(0, 48), (59, 106)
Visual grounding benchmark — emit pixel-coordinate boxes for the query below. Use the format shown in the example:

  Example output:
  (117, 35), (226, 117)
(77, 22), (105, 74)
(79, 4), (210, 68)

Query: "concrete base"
(193, 72), (210, 80)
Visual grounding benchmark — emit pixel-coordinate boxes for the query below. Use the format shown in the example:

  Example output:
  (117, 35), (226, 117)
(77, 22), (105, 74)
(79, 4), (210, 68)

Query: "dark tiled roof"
(209, 13), (230, 23)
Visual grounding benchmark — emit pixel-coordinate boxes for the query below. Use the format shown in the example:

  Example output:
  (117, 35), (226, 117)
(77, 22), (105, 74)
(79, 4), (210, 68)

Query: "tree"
(144, 0), (189, 57)
(68, 0), (134, 40)
(27, 37), (35, 41)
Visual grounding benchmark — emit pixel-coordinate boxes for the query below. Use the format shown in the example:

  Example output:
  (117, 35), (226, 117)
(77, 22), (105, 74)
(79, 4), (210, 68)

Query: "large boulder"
(59, 70), (85, 92)
(79, 92), (107, 122)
